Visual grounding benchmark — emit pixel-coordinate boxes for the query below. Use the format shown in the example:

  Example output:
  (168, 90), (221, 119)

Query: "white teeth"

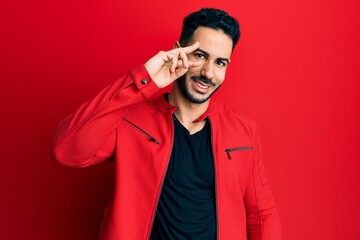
(196, 82), (209, 89)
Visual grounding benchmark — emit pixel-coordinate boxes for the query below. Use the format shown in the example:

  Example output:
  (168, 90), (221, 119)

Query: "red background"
(1, 0), (360, 239)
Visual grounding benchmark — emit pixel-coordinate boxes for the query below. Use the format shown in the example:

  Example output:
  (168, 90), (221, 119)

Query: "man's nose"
(200, 60), (214, 80)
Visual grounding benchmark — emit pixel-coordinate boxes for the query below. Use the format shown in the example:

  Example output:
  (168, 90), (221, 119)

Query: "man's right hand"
(144, 42), (201, 89)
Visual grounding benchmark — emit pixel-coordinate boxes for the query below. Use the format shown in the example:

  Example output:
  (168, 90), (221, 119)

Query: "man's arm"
(244, 127), (282, 240)
(51, 65), (159, 167)
(51, 42), (200, 167)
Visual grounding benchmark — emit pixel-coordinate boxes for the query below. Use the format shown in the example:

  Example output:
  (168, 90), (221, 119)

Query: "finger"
(170, 59), (201, 80)
(174, 59), (201, 69)
(182, 41), (200, 54)
(188, 60), (201, 68)
(175, 59), (184, 68)
(171, 53), (178, 73)
(172, 65), (189, 80)
(163, 51), (178, 73)
(163, 51), (176, 62)
(178, 49), (189, 69)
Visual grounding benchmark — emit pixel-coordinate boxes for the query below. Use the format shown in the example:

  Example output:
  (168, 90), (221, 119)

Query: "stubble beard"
(176, 75), (221, 104)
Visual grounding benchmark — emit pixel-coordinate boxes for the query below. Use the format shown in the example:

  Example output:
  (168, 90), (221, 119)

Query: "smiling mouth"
(195, 80), (211, 89)
(191, 76), (215, 87)
(191, 79), (213, 94)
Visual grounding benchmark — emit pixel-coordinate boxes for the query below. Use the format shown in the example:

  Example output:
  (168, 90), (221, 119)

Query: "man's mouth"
(195, 80), (210, 89)
(190, 76), (215, 94)
(191, 76), (215, 87)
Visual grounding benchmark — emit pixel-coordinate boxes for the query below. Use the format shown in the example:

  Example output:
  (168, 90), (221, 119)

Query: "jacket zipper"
(122, 117), (159, 144)
(225, 147), (253, 159)
(147, 115), (174, 239)
(208, 119), (219, 240)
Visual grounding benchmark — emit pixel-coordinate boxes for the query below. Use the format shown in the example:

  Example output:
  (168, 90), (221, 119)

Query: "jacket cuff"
(130, 64), (160, 99)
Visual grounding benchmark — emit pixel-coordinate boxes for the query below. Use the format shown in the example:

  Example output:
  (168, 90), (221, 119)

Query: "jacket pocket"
(225, 147), (253, 159)
(122, 117), (159, 144)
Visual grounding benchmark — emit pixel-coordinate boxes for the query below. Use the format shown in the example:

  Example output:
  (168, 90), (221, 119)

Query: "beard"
(176, 74), (221, 104)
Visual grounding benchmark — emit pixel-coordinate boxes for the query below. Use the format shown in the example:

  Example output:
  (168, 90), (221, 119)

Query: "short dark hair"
(179, 8), (241, 50)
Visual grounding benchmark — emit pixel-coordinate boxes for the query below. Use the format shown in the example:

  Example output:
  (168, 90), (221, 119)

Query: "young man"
(52, 8), (281, 240)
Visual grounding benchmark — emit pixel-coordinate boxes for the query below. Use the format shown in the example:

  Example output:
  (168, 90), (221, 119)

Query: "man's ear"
(173, 41), (181, 49)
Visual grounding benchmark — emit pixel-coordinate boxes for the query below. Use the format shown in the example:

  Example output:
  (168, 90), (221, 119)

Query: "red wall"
(1, 0), (359, 239)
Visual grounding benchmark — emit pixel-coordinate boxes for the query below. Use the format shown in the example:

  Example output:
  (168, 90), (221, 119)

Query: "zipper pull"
(225, 147), (253, 160)
(225, 149), (232, 159)
(149, 136), (159, 145)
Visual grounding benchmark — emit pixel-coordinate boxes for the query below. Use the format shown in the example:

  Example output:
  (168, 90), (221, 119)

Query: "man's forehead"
(189, 27), (233, 58)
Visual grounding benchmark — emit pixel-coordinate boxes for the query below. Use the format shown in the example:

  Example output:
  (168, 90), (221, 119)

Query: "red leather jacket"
(52, 65), (281, 239)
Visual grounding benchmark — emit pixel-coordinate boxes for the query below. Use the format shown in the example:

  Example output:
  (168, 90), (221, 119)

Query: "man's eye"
(216, 61), (227, 67)
(195, 53), (205, 59)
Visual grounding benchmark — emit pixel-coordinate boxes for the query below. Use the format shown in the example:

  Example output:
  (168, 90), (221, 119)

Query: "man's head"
(180, 8), (240, 51)
(176, 8), (240, 104)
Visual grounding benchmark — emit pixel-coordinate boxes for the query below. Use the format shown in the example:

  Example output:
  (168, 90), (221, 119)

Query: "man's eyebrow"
(195, 48), (230, 63)
(195, 48), (209, 57)
(217, 57), (231, 64)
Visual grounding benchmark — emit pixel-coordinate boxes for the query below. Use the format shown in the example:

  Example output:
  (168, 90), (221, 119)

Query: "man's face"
(177, 26), (233, 104)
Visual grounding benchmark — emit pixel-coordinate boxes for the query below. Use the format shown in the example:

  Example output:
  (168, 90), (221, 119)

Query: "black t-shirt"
(150, 116), (217, 239)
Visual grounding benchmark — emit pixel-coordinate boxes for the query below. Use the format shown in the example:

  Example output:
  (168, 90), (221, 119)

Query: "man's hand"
(144, 42), (201, 89)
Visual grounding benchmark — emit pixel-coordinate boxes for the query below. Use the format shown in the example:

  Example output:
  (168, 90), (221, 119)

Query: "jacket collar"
(154, 93), (217, 123)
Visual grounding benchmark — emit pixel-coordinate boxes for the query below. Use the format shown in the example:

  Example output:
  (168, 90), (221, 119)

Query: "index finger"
(182, 41), (200, 54)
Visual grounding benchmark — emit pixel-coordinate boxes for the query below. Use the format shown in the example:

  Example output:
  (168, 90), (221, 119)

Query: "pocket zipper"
(122, 117), (159, 144)
(225, 147), (253, 159)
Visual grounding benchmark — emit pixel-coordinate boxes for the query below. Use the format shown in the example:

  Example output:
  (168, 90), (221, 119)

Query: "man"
(52, 8), (281, 240)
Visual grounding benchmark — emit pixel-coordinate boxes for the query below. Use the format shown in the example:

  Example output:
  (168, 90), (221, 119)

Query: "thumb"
(189, 60), (201, 68)
(172, 67), (189, 80)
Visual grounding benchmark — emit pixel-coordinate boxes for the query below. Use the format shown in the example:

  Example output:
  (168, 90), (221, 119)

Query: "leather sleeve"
(51, 65), (159, 167)
(244, 127), (282, 240)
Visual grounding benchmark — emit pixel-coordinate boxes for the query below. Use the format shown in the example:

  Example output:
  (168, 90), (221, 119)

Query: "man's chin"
(188, 98), (210, 104)
(187, 92), (211, 104)
(188, 85), (222, 104)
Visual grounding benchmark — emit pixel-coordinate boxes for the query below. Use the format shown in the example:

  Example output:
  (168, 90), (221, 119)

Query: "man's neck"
(168, 85), (209, 134)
